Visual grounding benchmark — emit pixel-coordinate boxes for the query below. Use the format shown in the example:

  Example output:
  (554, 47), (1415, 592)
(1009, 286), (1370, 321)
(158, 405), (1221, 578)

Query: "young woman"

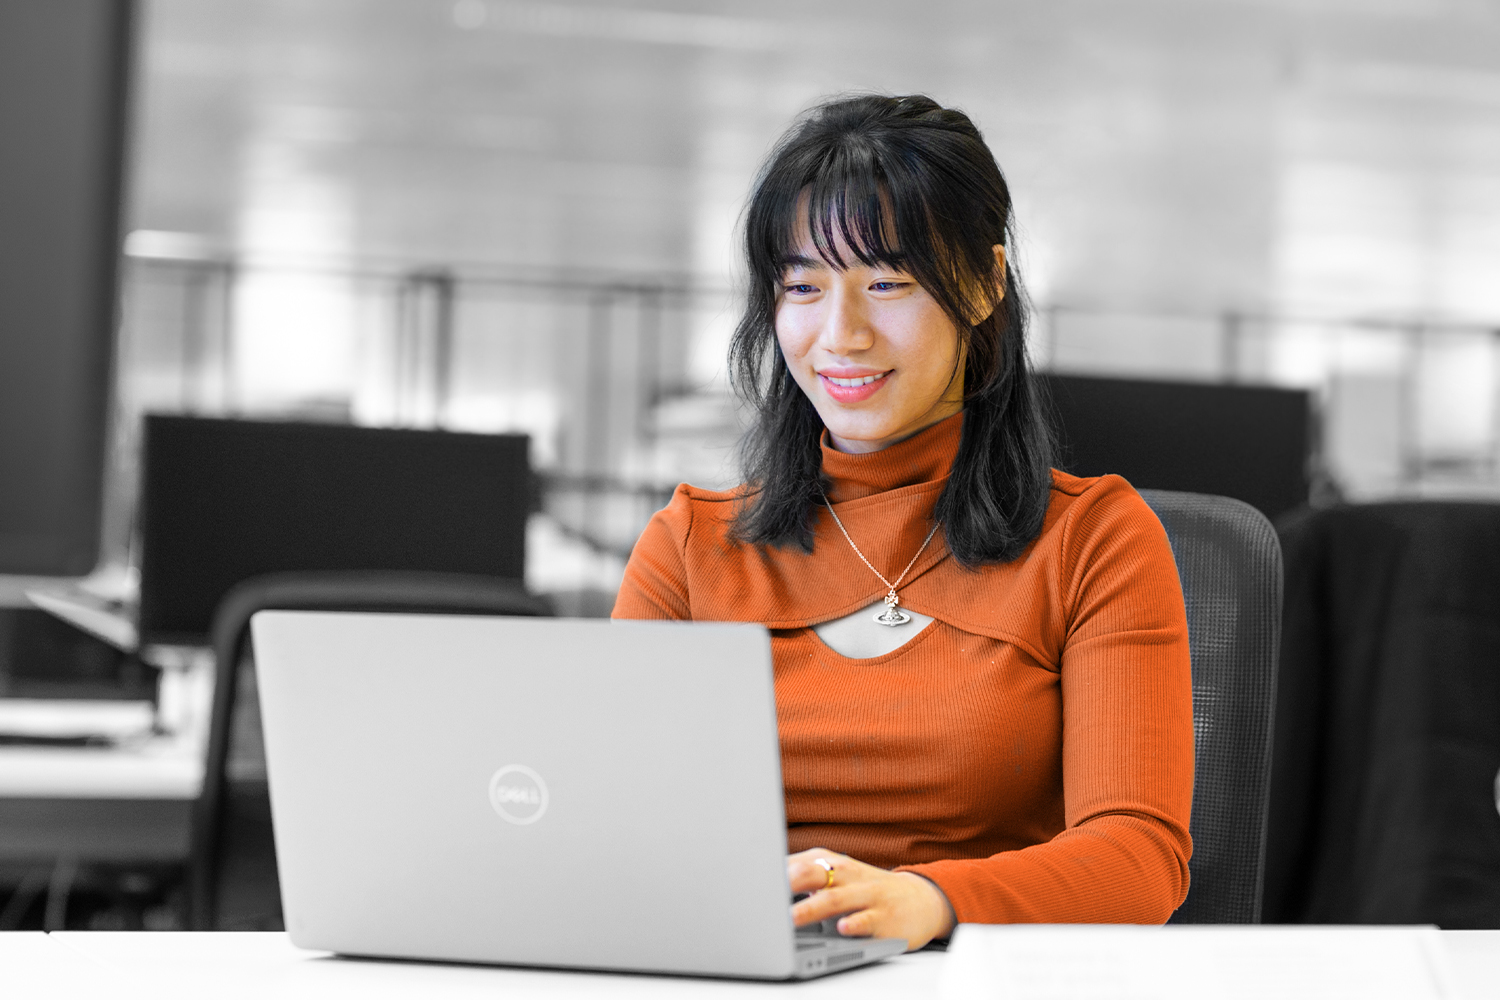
(614, 94), (1194, 950)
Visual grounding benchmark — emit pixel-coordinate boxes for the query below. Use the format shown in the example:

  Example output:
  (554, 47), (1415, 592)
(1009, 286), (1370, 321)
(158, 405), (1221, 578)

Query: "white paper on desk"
(940, 924), (1456, 1000)
(0, 699), (155, 739)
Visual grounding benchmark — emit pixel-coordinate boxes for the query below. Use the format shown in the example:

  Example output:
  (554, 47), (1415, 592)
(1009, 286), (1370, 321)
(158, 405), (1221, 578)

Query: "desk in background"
(0, 732), (203, 929)
(1, 648), (210, 861)
(0, 733), (201, 862)
(0, 649), (211, 928)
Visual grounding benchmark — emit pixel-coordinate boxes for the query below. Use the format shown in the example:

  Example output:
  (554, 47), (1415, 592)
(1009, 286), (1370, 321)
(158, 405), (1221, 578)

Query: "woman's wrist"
(896, 871), (957, 942)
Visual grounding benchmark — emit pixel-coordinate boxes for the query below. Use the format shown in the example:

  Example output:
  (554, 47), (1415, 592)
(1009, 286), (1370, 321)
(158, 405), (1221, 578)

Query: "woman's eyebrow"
(777, 253), (825, 272)
(777, 251), (910, 273)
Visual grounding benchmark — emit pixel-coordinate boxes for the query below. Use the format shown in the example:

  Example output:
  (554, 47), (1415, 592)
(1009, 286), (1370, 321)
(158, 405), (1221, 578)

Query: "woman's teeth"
(826, 373), (887, 387)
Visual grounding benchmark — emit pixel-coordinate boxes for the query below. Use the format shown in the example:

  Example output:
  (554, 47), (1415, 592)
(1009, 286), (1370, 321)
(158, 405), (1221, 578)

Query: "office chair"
(1139, 490), (1283, 924)
(187, 570), (551, 931)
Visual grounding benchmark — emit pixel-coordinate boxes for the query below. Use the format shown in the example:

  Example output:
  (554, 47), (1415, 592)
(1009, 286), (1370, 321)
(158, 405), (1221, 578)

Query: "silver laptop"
(250, 612), (906, 979)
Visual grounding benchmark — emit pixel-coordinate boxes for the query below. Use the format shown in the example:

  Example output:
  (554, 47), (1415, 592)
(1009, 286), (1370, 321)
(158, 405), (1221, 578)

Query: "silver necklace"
(820, 493), (940, 627)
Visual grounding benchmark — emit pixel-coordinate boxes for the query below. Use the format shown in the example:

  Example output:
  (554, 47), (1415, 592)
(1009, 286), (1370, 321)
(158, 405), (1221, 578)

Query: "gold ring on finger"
(813, 857), (835, 890)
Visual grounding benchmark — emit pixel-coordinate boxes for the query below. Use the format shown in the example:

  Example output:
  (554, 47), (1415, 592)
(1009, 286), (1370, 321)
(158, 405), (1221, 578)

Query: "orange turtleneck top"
(612, 411), (1194, 924)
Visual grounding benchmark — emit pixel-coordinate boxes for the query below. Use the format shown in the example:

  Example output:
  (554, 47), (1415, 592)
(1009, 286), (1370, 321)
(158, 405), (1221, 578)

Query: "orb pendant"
(874, 592), (911, 627)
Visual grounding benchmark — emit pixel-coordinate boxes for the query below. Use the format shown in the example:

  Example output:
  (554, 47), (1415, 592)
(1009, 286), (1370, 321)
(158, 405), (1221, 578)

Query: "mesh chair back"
(188, 570), (551, 930)
(1139, 490), (1282, 923)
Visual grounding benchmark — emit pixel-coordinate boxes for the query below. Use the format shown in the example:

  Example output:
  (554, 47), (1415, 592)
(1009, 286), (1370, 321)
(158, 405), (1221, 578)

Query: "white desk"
(6, 931), (944, 998)
(2, 930), (1497, 1000)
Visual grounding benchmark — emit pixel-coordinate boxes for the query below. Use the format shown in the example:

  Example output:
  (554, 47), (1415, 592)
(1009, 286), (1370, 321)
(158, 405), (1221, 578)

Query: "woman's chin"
(819, 404), (962, 454)
(821, 418), (908, 454)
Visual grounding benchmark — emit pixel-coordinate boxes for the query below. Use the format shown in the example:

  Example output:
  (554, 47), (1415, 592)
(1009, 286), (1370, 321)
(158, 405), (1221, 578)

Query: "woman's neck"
(827, 399), (965, 454)
(820, 410), (964, 503)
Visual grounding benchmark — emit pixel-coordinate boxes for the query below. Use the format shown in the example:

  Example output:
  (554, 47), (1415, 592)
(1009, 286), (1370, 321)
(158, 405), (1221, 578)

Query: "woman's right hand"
(787, 848), (955, 952)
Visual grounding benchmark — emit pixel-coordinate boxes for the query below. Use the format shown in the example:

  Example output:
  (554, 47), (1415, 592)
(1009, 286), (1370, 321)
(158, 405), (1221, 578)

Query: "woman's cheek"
(775, 318), (815, 371)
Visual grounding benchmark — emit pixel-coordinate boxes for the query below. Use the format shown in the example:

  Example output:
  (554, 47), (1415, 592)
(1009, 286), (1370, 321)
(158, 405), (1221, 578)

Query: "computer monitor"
(1041, 374), (1312, 521)
(0, 0), (135, 575)
(137, 416), (531, 646)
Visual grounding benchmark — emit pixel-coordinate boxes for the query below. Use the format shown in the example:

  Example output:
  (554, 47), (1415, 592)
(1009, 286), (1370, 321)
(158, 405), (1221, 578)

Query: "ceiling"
(128, 0), (1500, 325)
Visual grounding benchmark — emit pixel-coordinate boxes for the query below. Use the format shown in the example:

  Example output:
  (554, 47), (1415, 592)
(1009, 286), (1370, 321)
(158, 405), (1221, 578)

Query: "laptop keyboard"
(795, 931), (857, 951)
(794, 909), (854, 951)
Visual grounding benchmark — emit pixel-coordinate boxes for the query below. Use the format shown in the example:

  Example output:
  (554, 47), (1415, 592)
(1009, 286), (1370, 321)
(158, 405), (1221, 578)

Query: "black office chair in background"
(1140, 490), (1283, 924)
(187, 570), (551, 931)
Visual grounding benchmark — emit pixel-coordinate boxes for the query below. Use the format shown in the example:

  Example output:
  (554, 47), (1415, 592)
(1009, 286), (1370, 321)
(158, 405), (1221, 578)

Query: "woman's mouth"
(818, 370), (892, 403)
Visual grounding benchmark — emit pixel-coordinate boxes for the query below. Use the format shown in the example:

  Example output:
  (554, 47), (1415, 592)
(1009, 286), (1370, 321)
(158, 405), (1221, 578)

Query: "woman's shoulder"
(617, 480), (789, 622)
(1039, 468), (1170, 561)
(616, 483), (734, 620)
(623, 482), (748, 584)
(1048, 467), (1136, 500)
(1030, 467), (1180, 611)
(1047, 467), (1157, 519)
(672, 481), (747, 507)
(640, 481), (745, 540)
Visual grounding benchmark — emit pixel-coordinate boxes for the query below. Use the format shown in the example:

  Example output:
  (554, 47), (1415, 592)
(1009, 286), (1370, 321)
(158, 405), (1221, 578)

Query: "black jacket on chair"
(1264, 503), (1500, 927)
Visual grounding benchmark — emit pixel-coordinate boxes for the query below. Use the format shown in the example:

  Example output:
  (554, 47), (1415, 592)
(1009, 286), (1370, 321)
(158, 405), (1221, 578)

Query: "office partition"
(1042, 374), (1312, 521)
(138, 416), (532, 646)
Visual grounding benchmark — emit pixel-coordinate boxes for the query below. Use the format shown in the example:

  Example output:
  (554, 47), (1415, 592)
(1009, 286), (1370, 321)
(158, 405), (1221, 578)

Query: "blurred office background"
(5, 0), (1500, 933)
(114, 0), (1500, 600)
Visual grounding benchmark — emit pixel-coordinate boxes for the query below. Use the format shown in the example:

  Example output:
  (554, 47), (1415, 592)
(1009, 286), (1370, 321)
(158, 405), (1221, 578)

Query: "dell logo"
(488, 764), (548, 825)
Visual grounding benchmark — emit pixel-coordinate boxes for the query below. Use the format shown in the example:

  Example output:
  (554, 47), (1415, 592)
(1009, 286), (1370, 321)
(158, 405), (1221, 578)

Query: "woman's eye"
(784, 283), (817, 295)
(871, 280), (905, 292)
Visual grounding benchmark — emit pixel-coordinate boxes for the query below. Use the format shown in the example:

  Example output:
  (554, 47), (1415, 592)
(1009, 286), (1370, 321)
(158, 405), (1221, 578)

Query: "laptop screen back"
(250, 613), (796, 978)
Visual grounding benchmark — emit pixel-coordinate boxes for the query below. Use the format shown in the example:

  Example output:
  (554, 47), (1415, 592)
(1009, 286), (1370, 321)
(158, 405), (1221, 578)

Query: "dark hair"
(728, 93), (1054, 566)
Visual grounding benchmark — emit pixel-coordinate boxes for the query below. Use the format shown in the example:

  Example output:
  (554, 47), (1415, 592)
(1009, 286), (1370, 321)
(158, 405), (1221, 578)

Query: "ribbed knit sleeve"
(897, 482), (1194, 923)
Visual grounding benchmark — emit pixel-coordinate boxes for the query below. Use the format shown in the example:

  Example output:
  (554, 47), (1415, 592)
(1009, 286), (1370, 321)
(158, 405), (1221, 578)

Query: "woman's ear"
(963, 245), (1008, 325)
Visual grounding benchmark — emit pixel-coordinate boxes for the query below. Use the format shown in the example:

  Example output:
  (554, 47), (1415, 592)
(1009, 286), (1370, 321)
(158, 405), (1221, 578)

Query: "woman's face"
(775, 225), (984, 454)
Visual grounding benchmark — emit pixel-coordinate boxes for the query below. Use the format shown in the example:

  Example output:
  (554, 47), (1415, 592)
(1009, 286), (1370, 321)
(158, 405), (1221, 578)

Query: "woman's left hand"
(787, 848), (956, 951)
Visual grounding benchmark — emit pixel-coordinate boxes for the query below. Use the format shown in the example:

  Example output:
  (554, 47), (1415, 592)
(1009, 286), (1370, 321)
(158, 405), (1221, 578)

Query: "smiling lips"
(819, 369), (892, 403)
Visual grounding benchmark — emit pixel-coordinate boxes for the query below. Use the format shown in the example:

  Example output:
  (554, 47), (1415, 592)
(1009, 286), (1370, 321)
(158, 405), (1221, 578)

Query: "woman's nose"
(821, 289), (875, 355)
